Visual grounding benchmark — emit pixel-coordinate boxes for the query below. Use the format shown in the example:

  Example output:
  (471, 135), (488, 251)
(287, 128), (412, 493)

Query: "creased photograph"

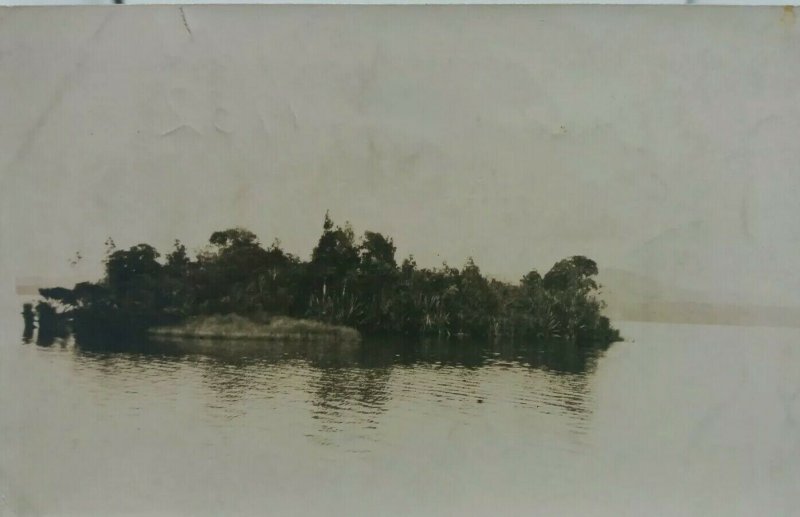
(1, 5), (799, 516)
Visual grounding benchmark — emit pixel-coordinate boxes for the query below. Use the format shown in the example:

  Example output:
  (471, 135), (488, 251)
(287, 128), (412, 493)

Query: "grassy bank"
(149, 313), (361, 343)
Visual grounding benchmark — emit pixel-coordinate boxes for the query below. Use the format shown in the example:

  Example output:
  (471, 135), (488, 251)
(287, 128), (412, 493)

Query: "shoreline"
(148, 314), (361, 343)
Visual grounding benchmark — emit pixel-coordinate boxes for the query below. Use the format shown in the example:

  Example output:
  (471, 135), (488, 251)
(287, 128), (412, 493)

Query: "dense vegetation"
(32, 213), (620, 345)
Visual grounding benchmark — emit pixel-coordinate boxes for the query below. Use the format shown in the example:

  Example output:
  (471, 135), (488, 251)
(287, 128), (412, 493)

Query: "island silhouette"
(25, 213), (620, 347)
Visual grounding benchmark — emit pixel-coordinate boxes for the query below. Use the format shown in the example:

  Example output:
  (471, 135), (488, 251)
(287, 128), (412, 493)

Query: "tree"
(105, 244), (162, 294)
(255, 239), (302, 314)
(310, 212), (360, 295)
(449, 258), (497, 337)
(165, 239), (190, 275)
(39, 286), (78, 308)
(543, 255), (598, 294)
(209, 228), (259, 249)
(356, 231), (399, 331)
(195, 228), (270, 313)
(542, 256), (602, 342)
(359, 231), (397, 270)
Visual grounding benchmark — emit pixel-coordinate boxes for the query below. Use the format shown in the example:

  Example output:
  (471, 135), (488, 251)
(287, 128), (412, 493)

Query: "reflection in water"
(7, 319), (612, 464)
(308, 367), (391, 449)
(35, 332), (55, 347)
(61, 334), (609, 444)
(5, 320), (799, 516)
(72, 333), (609, 372)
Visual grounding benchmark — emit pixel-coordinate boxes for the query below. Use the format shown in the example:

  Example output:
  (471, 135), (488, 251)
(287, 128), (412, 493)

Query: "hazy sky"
(2, 6), (799, 307)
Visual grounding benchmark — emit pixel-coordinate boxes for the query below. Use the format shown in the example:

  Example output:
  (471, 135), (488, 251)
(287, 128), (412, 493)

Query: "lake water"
(1, 317), (799, 516)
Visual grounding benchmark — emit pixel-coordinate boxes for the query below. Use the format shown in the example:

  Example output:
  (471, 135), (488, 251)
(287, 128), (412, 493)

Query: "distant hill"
(599, 268), (800, 328)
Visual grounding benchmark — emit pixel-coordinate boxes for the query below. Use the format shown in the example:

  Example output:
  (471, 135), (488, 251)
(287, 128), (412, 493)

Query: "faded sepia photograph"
(1, 5), (799, 515)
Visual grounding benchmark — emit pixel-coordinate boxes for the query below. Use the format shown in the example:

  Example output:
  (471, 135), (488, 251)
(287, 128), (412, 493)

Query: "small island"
(27, 213), (620, 346)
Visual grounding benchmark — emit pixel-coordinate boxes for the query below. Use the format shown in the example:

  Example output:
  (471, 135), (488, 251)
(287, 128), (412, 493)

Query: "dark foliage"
(30, 214), (621, 345)
(22, 303), (35, 341)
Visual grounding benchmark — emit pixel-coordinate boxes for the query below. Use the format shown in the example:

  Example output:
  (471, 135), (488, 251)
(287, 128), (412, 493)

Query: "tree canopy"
(35, 213), (620, 345)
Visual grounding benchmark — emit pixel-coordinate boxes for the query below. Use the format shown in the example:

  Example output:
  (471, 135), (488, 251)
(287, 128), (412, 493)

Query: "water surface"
(1, 319), (799, 516)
